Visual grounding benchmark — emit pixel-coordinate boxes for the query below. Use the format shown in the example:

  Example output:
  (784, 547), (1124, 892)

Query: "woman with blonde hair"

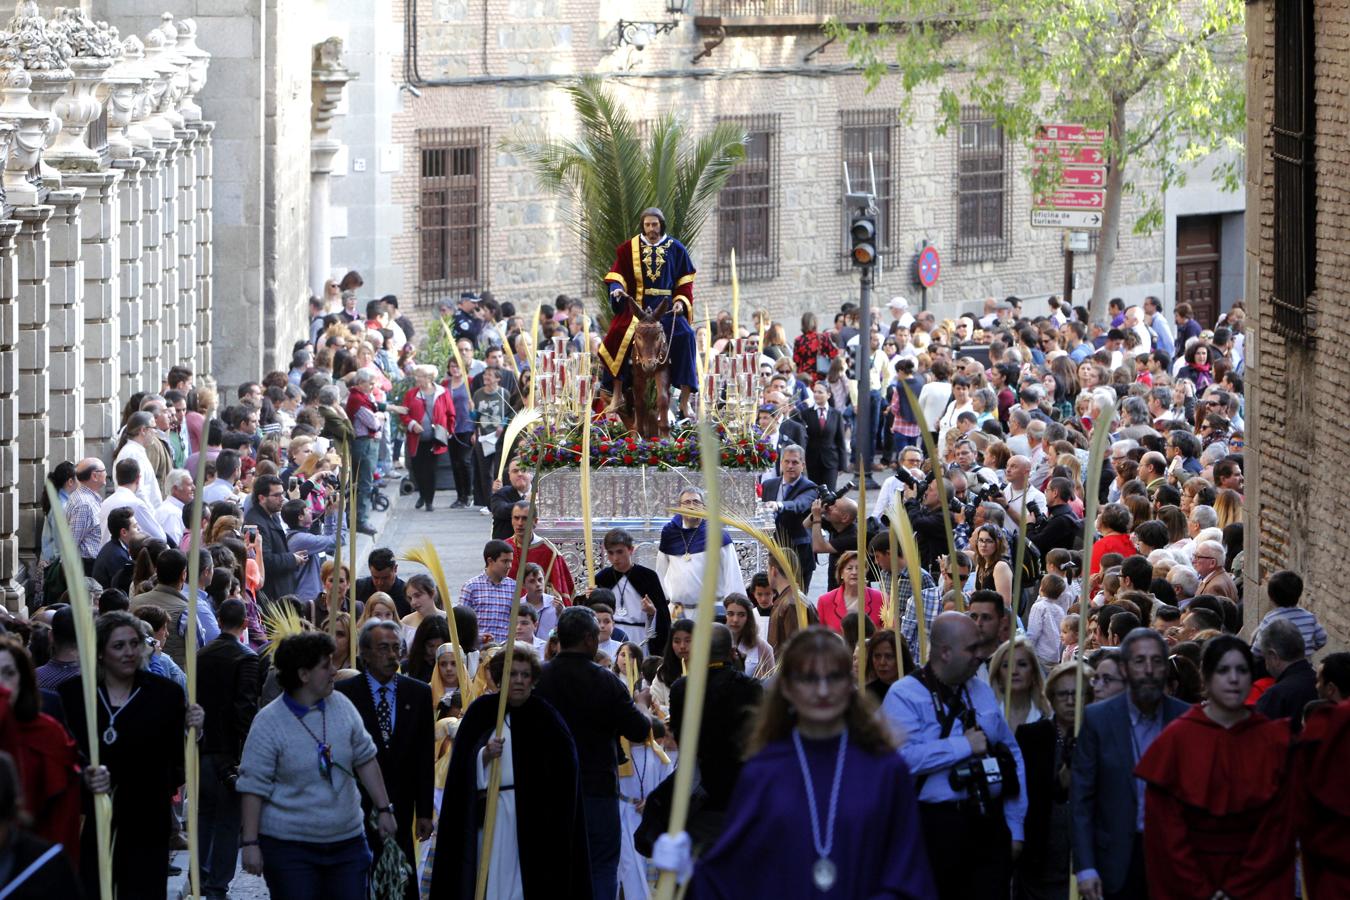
(989, 637), (1051, 730)
(691, 628), (935, 897)
(1214, 488), (1243, 529)
(357, 592), (399, 630)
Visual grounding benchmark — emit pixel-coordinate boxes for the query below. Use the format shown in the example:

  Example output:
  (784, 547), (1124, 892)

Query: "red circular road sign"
(916, 245), (941, 288)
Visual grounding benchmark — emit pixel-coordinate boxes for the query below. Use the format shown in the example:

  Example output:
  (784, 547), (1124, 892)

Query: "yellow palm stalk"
(402, 540), (475, 706)
(183, 407), (214, 899)
(441, 318), (467, 380)
(730, 248), (740, 337)
(900, 380), (963, 609)
(889, 496), (930, 665)
(347, 452), (359, 668)
(654, 422), (724, 900)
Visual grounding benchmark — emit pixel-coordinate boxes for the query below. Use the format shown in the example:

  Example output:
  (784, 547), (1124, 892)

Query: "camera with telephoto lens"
(948, 710), (1021, 817)
(816, 480), (855, 507)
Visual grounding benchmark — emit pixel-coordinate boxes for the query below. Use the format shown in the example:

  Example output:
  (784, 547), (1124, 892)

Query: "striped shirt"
(897, 570), (945, 664)
(458, 573), (518, 644)
(65, 486), (103, 559)
(1251, 606), (1328, 657)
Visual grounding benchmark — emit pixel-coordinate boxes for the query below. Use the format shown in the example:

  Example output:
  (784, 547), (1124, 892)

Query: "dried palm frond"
(496, 407), (543, 484)
(670, 504), (808, 630)
(1075, 401), (1117, 736)
(402, 540), (474, 705)
(261, 601), (307, 656)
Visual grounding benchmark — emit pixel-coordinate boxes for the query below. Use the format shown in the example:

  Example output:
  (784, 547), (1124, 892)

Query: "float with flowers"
(523, 331), (777, 585)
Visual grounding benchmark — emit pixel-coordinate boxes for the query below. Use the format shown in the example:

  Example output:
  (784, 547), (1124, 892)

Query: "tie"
(376, 685), (392, 745)
(818, 409), (826, 428)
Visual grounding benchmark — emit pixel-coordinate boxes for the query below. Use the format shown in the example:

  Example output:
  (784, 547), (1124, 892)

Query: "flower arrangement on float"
(516, 419), (777, 472)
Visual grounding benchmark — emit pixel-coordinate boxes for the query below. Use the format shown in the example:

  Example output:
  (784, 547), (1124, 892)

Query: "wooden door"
(1176, 215), (1221, 327)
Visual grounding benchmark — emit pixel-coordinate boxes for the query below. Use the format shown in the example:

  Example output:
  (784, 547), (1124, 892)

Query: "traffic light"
(847, 196), (879, 268)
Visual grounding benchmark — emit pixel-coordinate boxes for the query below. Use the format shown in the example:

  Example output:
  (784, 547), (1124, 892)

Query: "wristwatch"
(376, 804), (395, 815)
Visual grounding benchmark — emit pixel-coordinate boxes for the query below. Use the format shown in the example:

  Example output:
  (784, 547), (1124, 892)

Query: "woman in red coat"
(1135, 635), (1295, 900)
(401, 363), (456, 512)
(814, 551), (883, 633)
(0, 636), (81, 863)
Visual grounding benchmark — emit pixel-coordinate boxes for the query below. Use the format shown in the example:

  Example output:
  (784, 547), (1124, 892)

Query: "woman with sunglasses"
(238, 631), (398, 900)
(691, 628), (936, 898)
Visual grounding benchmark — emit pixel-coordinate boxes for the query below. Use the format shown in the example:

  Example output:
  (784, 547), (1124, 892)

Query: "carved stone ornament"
(139, 26), (175, 140)
(153, 13), (188, 130)
(311, 36), (354, 139)
(0, 55), (51, 206)
(174, 17), (208, 123)
(106, 34), (151, 157)
(46, 8), (116, 169)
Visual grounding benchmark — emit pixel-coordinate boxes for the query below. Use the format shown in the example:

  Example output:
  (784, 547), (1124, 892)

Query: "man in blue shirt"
(883, 611), (1026, 898)
(1143, 295), (1174, 357)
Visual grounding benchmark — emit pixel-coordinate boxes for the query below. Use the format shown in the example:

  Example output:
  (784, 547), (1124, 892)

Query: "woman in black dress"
(59, 611), (203, 900)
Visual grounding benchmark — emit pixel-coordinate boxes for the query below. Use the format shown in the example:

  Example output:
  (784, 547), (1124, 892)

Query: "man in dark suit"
(244, 474), (299, 601)
(760, 444), (818, 591)
(336, 620), (434, 899)
(795, 382), (847, 491)
(196, 599), (260, 899)
(1072, 628), (1189, 900)
(1255, 620), (1318, 731)
(489, 455), (532, 540)
(91, 506), (137, 589)
(756, 404), (806, 478)
(1028, 477), (1083, 556)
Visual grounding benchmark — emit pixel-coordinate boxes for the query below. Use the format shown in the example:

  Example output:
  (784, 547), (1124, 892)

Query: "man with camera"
(998, 455), (1046, 527)
(902, 474), (961, 571)
(883, 611), (1026, 898)
(807, 490), (869, 592)
(1028, 477), (1083, 556)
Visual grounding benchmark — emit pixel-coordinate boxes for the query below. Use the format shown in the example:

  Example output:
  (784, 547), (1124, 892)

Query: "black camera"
(948, 711), (1020, 817)
(321, 472), (341, 489)
(817, 481), (855, 507)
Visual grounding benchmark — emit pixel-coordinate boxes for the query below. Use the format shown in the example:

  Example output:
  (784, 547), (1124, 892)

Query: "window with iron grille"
(840, 109), (898, 271)
(1271, 0), (1316, 341)
(417, 127), (489, 304)
(955, 107), (1010, 263)
(716, 114), (780, 283)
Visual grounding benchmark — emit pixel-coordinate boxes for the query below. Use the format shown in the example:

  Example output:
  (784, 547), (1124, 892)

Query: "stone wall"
(0, 6), (217, 611)
(354, 0), (1235, 331)
(1245, 0), (1350, 650)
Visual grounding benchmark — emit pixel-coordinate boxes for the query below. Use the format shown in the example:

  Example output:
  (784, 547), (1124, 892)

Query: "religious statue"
(598, 208), (699, 435)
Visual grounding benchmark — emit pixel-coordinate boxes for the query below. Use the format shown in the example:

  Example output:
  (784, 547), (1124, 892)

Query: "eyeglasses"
(1090, 674), (1122, 685)
(1050, 689), (1078, 701)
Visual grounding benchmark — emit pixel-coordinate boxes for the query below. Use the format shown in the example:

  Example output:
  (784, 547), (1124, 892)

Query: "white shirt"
(917, 382), (952, 430)
(115, 440), (162, 508)
(201, 479), (238, 506)
(156, 496), (187, 546)
(100, 486), (167, 544)
(656, 543), (747, 610)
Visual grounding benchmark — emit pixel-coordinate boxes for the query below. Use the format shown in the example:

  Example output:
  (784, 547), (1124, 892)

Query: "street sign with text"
(1031, 209), (1103, 229)
(1034, 124), (1106, 144)
(1058, 166), (1105, 187)
(1039, 188), (1104, 210)
(1032, 144), (1105, 165)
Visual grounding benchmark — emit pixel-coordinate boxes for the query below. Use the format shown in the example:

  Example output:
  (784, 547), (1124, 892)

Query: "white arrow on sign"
(1030, 209), (1103, 230)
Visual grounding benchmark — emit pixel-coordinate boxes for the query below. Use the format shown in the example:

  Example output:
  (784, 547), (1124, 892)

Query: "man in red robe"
(506, 500), (574, 603)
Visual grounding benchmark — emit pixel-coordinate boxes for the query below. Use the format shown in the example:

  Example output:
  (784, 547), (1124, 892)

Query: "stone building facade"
(0, 5), (217, 612)
(321, 0), (1243, 331)
(1244, 0), (1348, 649)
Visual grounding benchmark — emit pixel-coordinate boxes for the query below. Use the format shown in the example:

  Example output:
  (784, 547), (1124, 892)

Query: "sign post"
(1033, 123), (1106, 310)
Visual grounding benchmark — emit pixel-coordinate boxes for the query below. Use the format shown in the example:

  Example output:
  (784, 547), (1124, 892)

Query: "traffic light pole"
(856, 263), (873, 484)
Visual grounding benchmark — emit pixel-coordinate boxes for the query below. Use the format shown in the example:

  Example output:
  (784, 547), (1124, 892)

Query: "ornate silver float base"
(534, 466), (772, 588)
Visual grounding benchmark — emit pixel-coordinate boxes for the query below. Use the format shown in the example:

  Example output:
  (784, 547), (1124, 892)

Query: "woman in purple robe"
(689, 627), (936, 899)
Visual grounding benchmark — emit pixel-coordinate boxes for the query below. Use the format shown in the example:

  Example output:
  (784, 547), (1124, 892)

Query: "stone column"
(175, 126), (196, 371)
(0, 218), (22, 611)
(310, 38), (354, 297)
(136, 146), (163, 390)
(192, 121), (212, 375)
(155, 135), (179, 375)
(15, 203), (53, 571)
(111, 156), (143, 399)
(66, 169), (121, 459)
(44, 187), (83, 464)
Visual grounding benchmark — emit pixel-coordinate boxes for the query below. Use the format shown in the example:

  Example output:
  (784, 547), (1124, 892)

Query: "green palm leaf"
(502, 77), (747, 330)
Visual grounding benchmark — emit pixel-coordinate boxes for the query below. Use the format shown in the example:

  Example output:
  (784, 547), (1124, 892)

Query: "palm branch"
(502, 76), (747, 330)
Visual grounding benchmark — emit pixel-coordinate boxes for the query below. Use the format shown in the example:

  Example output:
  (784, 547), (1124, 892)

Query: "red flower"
(623, 454), (634, 465)
(648, 455), (659, 465)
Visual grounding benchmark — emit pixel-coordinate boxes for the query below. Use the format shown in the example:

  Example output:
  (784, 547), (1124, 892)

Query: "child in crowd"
(1059, 613), (1081, 663)
(1045, 548), (1080, 609)
(1251, 569), (1327, 659)
(1026, 573), (1068, 668)
(594, 603), (621, 660)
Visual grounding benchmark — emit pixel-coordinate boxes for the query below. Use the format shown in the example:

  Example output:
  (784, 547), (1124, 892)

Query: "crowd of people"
(0, 278), (1348, 900)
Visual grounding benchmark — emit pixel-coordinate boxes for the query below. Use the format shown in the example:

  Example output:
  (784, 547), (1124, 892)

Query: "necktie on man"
(377, 685), (392, 745)
(818, 409), (826, 428)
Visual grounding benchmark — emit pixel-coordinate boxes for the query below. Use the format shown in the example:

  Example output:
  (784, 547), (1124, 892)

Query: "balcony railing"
(695, 0), (875, 26)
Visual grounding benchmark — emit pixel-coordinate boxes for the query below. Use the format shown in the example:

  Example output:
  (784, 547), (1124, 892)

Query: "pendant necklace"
(680, 525), (694, 562)
(792, 726), (848, 892)
(97, 685), (143, 745)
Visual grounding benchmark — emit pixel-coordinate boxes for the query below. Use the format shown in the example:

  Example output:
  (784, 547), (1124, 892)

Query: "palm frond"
(402, 539), (476, 705)
(261, 601), (306, 655)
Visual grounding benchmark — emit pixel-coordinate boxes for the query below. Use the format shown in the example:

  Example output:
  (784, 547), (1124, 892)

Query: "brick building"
(1243, 0), (1348, 648)
(324, 0), (1244, 330)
